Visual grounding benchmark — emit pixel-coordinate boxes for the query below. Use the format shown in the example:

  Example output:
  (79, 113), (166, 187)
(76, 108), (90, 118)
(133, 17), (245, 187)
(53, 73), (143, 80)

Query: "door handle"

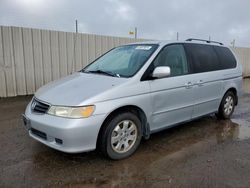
(185, 82), (193, 89)
(197, 80), (204, 87)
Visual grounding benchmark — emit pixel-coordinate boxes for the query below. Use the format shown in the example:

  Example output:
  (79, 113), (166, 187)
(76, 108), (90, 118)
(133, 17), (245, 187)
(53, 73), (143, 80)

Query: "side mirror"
(152, 66), (171, 79)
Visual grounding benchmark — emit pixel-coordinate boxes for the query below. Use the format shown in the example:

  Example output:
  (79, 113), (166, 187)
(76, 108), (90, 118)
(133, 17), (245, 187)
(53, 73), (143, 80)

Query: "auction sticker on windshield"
(135, 46), (152, 50)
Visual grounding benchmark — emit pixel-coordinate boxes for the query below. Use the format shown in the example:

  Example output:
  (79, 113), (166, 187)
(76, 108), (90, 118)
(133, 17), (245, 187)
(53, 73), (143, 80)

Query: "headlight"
(47, 105), (95, 118)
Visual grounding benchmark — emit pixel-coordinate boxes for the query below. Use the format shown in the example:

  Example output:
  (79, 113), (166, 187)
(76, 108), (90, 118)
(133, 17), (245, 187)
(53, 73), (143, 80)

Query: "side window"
(214, 46), (237, 69)
(153, 44), (188, 77)
(184, 43), (220, 73)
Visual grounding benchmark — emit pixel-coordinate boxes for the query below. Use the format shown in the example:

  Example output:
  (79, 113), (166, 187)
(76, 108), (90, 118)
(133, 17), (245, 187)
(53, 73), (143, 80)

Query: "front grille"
(31, 128), (47, 140)
(31, 98), (50, 114)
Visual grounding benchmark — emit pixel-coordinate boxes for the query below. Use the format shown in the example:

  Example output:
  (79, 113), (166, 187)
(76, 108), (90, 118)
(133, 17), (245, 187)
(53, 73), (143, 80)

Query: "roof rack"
(186, 38), (223, 45)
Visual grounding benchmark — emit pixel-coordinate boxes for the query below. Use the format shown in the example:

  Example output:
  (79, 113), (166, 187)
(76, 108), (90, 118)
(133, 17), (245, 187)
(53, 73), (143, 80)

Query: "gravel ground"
(0, 79), (250, 188)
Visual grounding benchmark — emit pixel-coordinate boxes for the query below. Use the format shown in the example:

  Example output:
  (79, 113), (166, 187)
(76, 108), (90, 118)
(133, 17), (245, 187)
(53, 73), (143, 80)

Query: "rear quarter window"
(213, 46), (237, 69)
(184, 43), (220, 73)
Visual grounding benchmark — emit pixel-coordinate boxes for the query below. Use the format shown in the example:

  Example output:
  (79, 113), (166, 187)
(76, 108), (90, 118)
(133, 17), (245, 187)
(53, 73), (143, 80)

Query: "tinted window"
(184, 43), (220, 73)
(153, 44), (188, 76)
(214, 46), (236, 69)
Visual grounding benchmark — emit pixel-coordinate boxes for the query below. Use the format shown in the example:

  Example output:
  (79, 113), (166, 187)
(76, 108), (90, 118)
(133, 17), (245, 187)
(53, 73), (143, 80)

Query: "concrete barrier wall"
(0, 26), (249, 97)
(0, 26), (143, 97)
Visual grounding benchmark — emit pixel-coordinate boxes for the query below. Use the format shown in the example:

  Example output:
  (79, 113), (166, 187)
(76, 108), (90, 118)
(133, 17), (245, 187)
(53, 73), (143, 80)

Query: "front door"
(148, 44), (195, 131)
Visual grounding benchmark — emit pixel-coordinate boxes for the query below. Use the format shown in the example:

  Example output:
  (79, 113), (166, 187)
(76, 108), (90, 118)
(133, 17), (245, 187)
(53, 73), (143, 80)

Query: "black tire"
(216, 91), (236, 119)
(99, 112), (142, 160)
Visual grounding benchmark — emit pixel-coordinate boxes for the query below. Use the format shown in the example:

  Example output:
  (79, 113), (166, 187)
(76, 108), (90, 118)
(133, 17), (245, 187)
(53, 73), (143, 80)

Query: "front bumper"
(23, 102), (106, 153)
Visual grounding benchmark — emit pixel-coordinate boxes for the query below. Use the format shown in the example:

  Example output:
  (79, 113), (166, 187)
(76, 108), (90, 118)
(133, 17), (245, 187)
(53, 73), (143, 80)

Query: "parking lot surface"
(0, 79), (250, 188)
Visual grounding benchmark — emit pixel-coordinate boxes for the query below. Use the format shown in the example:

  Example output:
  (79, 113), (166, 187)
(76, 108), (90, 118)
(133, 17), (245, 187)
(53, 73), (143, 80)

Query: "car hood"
(35, 72), (128, 106)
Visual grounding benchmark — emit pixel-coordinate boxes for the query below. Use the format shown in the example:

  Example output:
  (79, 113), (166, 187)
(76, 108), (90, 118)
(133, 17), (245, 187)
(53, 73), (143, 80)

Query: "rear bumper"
(23, 102), (106, 153)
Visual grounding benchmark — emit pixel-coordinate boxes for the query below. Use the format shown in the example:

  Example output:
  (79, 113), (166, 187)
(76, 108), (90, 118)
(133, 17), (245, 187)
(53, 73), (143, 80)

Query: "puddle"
(231, 119), (250, 140)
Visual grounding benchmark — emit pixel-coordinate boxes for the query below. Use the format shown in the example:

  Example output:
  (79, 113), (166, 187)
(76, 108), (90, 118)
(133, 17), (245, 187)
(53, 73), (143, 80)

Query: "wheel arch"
(96, 105), (150, 148)
(223, 87), (238, 105)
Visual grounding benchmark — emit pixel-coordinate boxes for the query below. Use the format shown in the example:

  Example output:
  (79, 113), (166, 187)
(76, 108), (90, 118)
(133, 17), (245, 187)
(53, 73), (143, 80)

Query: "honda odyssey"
(22, 39), (243, 159)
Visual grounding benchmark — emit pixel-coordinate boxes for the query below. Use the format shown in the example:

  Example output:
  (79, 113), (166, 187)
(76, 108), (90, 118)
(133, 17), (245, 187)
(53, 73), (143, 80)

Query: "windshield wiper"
(83, 69), (120, 77)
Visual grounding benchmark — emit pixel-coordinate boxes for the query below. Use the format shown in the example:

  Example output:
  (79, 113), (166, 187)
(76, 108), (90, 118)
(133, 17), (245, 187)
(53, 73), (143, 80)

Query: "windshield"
(82, 44), (158, 77)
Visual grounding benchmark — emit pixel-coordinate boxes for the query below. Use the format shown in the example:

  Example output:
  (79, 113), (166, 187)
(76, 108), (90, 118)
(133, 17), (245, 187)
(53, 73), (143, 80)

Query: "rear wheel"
(216, 91), (236, 119)
(99, 112), (142, 160)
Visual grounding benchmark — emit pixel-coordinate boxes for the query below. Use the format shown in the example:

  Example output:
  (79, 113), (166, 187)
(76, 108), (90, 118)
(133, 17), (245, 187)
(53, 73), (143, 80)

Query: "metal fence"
(230, 47), (250, 78)
(0, 26), (143, 97)
(0, 26), (249, 97)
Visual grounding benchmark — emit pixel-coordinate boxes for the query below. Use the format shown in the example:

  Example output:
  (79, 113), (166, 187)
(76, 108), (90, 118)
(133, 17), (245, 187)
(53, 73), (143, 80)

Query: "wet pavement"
(1, 79), (250, 188)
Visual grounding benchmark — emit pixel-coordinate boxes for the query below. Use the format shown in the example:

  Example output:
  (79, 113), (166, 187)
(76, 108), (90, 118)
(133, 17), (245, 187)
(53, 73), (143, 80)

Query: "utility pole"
(75, 19), (78, 33)
(72, 19), (78, 73)
(176, 32), (179, 41)
(129, 27), (137, 39)
(231, 39), (236, 48)
(209, 35), (211, 41)
(135, 27), (137, 39)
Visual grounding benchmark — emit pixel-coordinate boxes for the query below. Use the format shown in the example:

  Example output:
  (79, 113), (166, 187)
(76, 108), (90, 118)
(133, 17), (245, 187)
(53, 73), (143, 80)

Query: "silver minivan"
(23, 39), (243, 159)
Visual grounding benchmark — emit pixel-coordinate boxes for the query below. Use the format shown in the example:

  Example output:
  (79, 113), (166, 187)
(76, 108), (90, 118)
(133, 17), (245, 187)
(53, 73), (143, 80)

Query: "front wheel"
(99, 112), (142, 160)
(216, 91), (236, 119)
